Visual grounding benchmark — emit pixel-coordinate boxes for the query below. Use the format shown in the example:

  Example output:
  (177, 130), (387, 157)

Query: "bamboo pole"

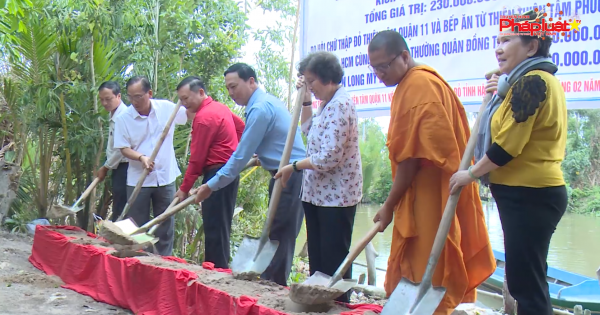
(286, 0), (302, 110)
(89, 35), (104, 231)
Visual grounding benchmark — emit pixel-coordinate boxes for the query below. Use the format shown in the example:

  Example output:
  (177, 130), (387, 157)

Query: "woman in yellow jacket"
(449, 10), (567, 315)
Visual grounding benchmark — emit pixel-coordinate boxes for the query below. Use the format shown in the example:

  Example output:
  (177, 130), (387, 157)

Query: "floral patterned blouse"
(300, 87), (363, 207)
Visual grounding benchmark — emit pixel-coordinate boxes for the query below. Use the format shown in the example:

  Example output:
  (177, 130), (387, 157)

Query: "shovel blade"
(302, 271), (332, 286)
(47, 204), (83, 219)
(381, 278), (446, 315)
(130, 233), (158, 245)
(302, 271), (357, 292)
(113, 218), (139, 234)
(231, 235), (279, 275)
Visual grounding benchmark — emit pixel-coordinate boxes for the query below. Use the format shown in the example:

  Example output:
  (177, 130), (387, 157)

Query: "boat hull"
(484, 250), (600, 314)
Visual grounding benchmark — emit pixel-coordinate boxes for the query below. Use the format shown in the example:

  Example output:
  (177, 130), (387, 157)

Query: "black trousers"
(126, 182), (176, 256)
(201, 166), (239, 269)
(260, 170), (304, 286)
(490, 184), (567, 315)
(110, 162), (128, 221)
(303, 202), (356, 303)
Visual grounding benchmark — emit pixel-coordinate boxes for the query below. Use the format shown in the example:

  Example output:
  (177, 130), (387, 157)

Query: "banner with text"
(300, 0), (600, 117)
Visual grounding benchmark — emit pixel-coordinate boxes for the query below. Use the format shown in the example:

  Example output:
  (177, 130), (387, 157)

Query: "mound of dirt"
(24, 228), (365, 314)
(131, 253), (351, 314)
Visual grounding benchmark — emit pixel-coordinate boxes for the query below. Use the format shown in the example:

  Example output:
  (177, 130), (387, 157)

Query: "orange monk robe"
(384, 65), (496, 315)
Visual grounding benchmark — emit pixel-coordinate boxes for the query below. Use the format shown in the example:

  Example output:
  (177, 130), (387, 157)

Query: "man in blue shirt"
(194, 63), (306, 286)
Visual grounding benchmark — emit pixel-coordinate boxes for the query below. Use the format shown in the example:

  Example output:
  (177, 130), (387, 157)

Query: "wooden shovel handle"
(418, 71), (496, 291)
(117, 100), (182, 221)
(133, 196), (181, 235)
(133, 157), (257, 234)
(137, 193), (198, 234)
(485, 69), (501, 80)
(72, 177), (102, 208)
(329, 222), (381, 286)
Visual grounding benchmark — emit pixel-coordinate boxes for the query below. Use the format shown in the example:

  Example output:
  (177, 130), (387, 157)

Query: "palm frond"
(93, 32), (120, 83)
(12, 16), (56, 84)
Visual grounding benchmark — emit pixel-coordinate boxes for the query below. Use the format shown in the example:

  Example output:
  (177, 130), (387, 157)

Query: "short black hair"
(126, 76), (151, 93)
(298, 51), (344, 85)
(513, 10), (553, 58)
(368, 30), (409, 56)
(224, 63), (259, 83)
(98, 81), (121, 96)
(177, 76), (206, 92)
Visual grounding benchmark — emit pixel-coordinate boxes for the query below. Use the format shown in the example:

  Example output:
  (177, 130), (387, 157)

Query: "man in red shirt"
(175, 76), (245, 268)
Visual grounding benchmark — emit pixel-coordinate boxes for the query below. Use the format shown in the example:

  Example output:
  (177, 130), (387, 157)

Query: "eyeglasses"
(127, 92), (147, 102)
(368, 55), (399, 73)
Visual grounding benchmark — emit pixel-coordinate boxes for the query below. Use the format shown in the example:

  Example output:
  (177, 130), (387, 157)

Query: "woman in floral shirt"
(275, 51), (363, 303)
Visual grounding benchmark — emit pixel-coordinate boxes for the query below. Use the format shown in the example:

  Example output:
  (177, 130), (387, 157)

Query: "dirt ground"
(0, 230), (131, 315)
(0, 228), (381, 315)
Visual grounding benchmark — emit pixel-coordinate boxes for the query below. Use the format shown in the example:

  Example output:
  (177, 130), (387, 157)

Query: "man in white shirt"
(113, 76), (188, 256)
(96, 81), (129, 221)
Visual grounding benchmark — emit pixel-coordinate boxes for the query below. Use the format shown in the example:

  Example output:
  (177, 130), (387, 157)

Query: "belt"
(204, 163), (225, 173)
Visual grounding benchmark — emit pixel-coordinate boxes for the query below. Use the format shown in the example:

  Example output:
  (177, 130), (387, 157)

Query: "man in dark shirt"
(175, 76), (245, 268)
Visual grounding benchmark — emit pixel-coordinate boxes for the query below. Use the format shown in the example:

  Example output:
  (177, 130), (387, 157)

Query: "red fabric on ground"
(340, 303), (383, 314)
(29, 225), (381, 314)
(202, 261), (233, 274)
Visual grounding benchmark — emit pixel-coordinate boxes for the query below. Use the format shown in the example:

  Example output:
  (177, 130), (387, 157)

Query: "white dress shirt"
(104, 102), (129, 169)
(113, 99), (188, 187)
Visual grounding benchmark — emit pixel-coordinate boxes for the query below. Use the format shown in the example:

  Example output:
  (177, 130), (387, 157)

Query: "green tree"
(357, 118), (386, 201)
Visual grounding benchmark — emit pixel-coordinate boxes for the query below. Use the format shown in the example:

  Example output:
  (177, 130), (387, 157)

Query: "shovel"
(230, 85), (307, 277)
(47, 177), (102, 218)
(102, 158), (259, 245)
(116, 100), (183, 222)
(289, 222), (382, 305)
(126, 157), (258, 239)
(100, 194), (196, 246)
(381, 69), (499, 315)
(48, 150), (126, 219)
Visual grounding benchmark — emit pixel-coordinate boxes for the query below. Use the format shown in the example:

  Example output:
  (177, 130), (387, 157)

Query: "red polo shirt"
(180, 97), (245, 193)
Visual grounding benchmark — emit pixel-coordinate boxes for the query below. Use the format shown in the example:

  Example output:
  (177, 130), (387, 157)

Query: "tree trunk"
(0, 161), (20, 224)
(298, 240), (308, 258)
(285, 0), (301, 110)
(503, 273), (517, 315)
(365, 242), (378, 286)
(58, 92), (73, 205)
(152, 0), (160, 93)
(88, 35), (104, 223)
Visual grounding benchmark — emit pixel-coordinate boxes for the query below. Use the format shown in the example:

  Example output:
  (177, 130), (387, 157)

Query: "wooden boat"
(480, 250), (600, 314)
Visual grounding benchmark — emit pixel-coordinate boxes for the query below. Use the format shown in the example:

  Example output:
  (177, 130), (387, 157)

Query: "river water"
(295, 202), (600, 288)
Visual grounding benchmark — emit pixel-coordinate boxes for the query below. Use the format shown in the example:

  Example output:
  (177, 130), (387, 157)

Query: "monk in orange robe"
(367, 30), (496, 315)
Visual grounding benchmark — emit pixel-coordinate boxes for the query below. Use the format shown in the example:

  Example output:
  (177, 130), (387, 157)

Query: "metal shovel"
(289, 222), (382, 305)
(230, 85), (307, 277)
(381, 69), (498, 315)
(116, 100), (183, 222)
(102, 194), (196, 245)
(47, 177), (102, 218)
(108, 158), (259, 244)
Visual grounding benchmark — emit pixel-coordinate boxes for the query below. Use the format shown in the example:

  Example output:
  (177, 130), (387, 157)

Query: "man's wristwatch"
(292, 160), (300, 172)
(303, 101), (312, 107)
